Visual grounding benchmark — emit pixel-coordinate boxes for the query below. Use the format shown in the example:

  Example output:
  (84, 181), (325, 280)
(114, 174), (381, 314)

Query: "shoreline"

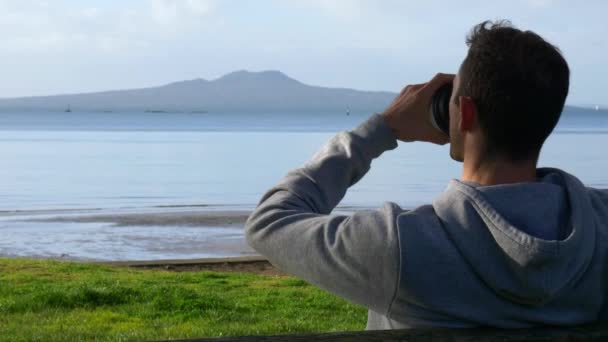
(100, 255), (284, 276)
(0, 209), (258, 261)
(27, 209), (252, 227)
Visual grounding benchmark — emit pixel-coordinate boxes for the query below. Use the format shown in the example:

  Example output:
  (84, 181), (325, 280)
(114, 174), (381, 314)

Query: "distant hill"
(0, 70), (396, 113)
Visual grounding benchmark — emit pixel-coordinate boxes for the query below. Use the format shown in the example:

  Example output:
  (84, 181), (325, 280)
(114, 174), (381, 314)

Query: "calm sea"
(1, 108), (607, 260)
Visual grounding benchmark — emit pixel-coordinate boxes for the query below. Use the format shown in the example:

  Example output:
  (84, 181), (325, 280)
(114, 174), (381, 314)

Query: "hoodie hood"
(432, 168), (597, 306)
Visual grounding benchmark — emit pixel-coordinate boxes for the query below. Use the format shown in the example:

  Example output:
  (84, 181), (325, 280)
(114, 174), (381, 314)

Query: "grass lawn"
(0, 258), (367, 341)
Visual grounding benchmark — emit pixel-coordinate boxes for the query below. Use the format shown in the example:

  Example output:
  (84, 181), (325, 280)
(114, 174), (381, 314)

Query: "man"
(245, 20), (608, 328)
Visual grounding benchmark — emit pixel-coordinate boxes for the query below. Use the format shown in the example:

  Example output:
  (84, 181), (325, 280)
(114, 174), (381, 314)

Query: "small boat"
(65, 105), (71, 113)
(346, 107), (350, 116)
(595, 105), (600, 111)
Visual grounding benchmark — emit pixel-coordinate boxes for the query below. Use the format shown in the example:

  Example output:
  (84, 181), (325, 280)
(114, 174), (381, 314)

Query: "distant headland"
(0, 70), (395, 113)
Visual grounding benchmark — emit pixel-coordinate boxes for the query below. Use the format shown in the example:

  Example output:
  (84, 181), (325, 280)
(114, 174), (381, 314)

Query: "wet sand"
(30, 210), (252, 227)
(0, 208), (258, 261)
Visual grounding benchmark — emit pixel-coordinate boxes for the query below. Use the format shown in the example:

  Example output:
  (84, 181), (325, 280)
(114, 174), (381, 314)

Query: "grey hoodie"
(245, 114), (608, 329)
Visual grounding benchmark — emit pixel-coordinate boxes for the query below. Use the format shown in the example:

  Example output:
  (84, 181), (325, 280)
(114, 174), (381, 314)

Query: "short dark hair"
(457, 20), (570, 161)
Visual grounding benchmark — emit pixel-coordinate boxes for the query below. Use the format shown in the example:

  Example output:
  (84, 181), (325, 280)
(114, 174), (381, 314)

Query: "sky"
(0, 0), (606, 107)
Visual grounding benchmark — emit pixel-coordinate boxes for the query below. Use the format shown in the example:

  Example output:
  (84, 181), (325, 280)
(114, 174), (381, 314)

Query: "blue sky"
(0, 0), (606, 106)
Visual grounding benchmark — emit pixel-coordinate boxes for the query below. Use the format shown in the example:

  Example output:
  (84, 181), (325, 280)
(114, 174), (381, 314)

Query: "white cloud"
(287, 0), (368, 20)
(149, 0), (215, 25)
(526, 0), (557, 8)
(0, 0), (217, 53)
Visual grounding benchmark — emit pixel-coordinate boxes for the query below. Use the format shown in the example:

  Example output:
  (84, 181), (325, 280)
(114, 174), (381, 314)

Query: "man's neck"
(461, 157), (538, 186)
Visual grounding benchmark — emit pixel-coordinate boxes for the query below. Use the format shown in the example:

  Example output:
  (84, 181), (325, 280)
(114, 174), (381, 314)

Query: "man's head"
(449, 20), (570, 163)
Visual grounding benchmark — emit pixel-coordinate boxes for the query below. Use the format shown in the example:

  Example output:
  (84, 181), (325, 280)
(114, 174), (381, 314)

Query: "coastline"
(28, 209), (252, 227)
(0, 208), (258, 262)
(101, 255), (284, 276)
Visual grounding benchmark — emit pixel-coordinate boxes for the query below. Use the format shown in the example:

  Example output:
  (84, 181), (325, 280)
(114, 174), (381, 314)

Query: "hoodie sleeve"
(245, 114), (402, 315)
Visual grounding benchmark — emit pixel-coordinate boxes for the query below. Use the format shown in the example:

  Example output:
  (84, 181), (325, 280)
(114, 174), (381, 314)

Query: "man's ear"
(459, 96), (476, 132)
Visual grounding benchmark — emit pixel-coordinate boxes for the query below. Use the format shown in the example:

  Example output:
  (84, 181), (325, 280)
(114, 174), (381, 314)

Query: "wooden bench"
(169, 322), (608, 341)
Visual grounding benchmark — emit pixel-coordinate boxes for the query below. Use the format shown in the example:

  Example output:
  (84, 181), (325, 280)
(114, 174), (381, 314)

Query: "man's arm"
(245, 114), (401, 314)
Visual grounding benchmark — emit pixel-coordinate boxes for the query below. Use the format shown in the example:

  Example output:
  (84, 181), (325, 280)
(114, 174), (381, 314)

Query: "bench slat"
(168, 322), (608, 341)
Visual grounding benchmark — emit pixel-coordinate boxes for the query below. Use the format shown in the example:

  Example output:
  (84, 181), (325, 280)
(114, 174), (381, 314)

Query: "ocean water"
(2, 108), (607, 211)
(1, 108), (607, 260)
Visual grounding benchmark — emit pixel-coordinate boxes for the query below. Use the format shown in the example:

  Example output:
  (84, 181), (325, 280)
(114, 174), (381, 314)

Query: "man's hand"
(381, 73), (455, 145)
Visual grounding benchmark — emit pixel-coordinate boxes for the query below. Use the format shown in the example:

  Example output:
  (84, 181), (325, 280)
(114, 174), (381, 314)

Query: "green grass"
(0, 258), (366, 341)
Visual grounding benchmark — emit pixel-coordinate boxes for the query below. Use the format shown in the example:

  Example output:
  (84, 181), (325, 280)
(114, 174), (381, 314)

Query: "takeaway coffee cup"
(430, 83), (453, 136)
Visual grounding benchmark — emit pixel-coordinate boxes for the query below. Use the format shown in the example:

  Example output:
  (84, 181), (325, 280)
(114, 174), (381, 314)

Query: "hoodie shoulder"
(586, 187), (608, 231)
(587, 187), (608, 207)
